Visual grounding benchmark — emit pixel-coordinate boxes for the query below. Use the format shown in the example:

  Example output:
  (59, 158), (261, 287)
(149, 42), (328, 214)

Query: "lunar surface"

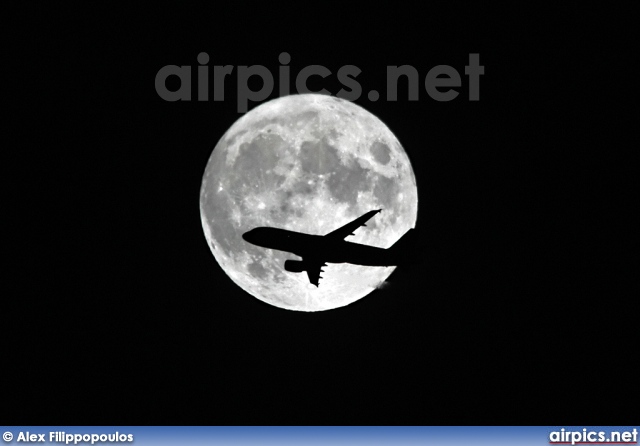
(200, 94), (418, 311)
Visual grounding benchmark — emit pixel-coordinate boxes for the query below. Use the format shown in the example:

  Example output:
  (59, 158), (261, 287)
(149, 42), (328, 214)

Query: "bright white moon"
(200, 94), (418, 311)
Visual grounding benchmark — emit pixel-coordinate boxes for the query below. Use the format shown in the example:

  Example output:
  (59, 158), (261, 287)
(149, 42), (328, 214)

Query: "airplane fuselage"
(242, 227), (397, 266)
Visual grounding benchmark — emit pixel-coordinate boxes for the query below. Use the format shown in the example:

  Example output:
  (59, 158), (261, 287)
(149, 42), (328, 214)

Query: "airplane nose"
(242, 230), (254, 243)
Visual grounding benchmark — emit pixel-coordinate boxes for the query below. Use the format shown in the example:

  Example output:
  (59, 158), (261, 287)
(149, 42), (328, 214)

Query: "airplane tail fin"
(387, 228), (421, 264)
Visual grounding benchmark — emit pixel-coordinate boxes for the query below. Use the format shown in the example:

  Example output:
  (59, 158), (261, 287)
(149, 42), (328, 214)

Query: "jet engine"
(284, 259), (305, 273)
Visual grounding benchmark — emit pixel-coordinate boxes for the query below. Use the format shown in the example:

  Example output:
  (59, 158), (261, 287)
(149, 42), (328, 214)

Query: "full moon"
(200, 94), (418, 311)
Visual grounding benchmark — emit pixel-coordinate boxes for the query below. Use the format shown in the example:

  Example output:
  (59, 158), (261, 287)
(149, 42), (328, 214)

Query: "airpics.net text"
(155, 52), (484, 112)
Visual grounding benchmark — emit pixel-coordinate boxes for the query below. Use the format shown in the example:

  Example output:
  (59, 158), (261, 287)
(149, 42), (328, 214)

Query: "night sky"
(7, 4), (635, 426)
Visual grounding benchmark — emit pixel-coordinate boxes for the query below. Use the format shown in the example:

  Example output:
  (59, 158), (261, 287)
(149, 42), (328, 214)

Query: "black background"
(6, 4), (636, 425)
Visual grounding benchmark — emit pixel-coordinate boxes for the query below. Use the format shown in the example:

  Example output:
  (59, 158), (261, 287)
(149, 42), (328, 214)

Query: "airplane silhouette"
(242, 209), (416, 286)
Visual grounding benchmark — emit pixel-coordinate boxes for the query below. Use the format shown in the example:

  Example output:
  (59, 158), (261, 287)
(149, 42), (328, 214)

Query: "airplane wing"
(325, 209), (382, 240)
(305, 259), (327, 287)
